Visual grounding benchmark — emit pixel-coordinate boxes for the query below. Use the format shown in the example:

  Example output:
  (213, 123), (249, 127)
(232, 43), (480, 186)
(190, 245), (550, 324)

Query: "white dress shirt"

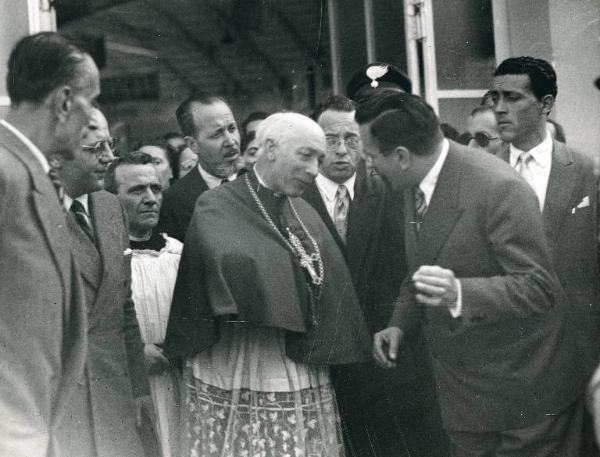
(314, 172), (356, 221)
(416, 139), (462, 318)
(509, 132), (552, 211)
(197, 163), (237, 190)
(1, 119), (50, 173)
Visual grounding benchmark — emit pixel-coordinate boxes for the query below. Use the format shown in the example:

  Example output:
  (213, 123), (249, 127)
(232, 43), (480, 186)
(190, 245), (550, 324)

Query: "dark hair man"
(359, 89), (578, 457)
(492, 56), (600, 455)
(50, 108), (147, 457)
(157, 92), (240, 241)
(165, 112), (371, 457)
(0, 32), (99, 457)
(107, 152), (182, 457)
(304, 94), (447, 456)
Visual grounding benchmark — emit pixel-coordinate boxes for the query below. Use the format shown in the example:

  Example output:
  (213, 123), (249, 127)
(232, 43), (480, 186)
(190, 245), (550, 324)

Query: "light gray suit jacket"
(0, 123), (87, 457)
(56, 191), (146, 457)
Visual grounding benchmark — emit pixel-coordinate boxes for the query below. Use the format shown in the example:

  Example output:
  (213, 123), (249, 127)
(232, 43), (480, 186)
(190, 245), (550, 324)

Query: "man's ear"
(540, 94), (555, 116)
(185, 136), (198, 153)
(48, 154), (63, 170)
(264, 138), (277, 160)
(50, 85), (73, 122)
(393, 146), (412, 170)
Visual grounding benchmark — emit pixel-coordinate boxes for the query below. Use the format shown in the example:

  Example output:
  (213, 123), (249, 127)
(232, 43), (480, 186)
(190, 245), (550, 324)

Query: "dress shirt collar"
(418, 139), (449, 206)
(63, 193), (89, 214)
(197, 162), (237, 189)
(1, 119), (50, 173)
(509, 131), (552, 169)
(315, 172), (356, 203)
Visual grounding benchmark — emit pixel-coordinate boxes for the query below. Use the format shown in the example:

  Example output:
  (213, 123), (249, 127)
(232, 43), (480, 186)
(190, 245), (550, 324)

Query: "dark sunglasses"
(473, 132), (500, 148)
(80, 137), (119, 158)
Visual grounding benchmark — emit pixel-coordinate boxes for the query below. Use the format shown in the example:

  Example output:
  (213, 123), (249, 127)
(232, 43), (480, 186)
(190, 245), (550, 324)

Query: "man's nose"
(335, 140), (348, 156)
(223, 130), (235, 146)
(143, 188), (158, 204)
(306, 157), (319, 177)
(99, 142), (114, 162)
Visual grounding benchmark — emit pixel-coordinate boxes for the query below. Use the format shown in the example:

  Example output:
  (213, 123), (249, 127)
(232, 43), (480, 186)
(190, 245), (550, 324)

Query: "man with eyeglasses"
(51, 108), (147, 457)
(466, 106), (508, 156)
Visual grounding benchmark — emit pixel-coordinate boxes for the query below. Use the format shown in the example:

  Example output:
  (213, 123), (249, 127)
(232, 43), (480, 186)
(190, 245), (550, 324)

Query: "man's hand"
(135, 395), (155, 428)
(144, 344), (170, 376)
(412, 265), (458, 308)
(373, 327), (403, 369)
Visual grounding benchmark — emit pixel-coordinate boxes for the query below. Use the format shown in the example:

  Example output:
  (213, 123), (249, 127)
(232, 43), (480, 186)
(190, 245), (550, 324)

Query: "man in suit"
(363, 89), (582, 457)
(0, 32), (98, 457)
(491, 56), (600, 455)
(52, 108), (147, 457)
(303, 94), (446, 457)
(158, 93), (241, 241)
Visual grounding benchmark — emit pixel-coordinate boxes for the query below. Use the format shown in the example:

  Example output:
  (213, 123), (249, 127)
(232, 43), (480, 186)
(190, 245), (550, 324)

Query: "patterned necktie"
(334, 184), (350, 242)
(70, 200), (95, 241)
(413, 186), (427, 233)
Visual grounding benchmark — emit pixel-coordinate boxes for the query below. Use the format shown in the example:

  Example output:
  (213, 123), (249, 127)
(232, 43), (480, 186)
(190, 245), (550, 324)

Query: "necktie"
(70, 200), (95, 241)
(221, 179), (229, 185)
(515, 151), (534, 187)
(413, 186), (427, 233)
(334, 184), (350, 242)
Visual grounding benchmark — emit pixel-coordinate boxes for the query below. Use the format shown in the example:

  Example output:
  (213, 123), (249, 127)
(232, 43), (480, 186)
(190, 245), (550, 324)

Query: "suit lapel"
(0, 126), (73, 305)
(346, 176), (381, 268)
(88, 192), (122, 318)
(417, 146), (464, 265)
(67, 215), (102, 291)
(542, 141), (577, 241)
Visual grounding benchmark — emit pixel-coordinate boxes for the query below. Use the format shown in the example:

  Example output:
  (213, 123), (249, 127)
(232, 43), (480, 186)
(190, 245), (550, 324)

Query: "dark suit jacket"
(496, 140), (600, 378)
(157, 166), (209, 242)
(0, 124), (87, 457)
(390, 142), (581, 432)
(56, 191), (145, 457)
(302, 173), (407, 333)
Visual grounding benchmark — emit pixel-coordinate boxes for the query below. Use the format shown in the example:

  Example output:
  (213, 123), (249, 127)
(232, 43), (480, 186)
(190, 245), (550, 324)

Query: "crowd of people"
(1, 31), (600, 457)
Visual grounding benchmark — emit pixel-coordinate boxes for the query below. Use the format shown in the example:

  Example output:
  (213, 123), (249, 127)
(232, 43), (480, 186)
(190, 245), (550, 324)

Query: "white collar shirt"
(63, 193), (92, 227)
(315, 172), (356, 220)
(1, 119), (50, 173)
(508, 132), (552, 211)
(418, 138), (449, 206)
(197, 162), (237, 190)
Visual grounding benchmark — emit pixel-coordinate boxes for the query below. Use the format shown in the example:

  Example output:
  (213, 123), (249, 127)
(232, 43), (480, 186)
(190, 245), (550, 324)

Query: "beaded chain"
(245, 174), (324, 326)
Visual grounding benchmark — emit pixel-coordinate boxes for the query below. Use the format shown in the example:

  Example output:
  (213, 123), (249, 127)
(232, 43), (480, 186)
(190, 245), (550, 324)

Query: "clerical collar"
(0, 119), (49, 173)
(63, 193), (89, 214)
(315, 173), (356, 203)
(418, 139), (449, 206)
(509, 131), (552, 169)
(197, 162), (237, 189)
(129, 231), (167, 251)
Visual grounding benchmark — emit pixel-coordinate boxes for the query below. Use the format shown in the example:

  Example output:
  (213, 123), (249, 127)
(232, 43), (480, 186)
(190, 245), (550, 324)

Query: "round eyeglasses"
(325, 136), (361, 151)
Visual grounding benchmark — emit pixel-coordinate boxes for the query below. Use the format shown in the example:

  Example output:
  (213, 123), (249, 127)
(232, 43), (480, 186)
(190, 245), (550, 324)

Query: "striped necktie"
(334, 184), (350, 242)
(70, 200), (95, 241)
(413, 186), (427, 233)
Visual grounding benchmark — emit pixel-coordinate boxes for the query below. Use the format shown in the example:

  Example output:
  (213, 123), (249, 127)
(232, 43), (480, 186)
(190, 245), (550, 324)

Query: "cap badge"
(366, 65), (389, 88)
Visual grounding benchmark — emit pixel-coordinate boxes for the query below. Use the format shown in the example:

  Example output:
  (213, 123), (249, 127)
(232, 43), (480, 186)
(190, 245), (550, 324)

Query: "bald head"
(255, 113), (325, 196)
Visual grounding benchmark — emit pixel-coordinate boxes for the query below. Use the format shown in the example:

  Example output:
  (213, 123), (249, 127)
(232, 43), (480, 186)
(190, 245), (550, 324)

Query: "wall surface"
(548, 0), (600, 156)
(0, 0), (30, 108)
